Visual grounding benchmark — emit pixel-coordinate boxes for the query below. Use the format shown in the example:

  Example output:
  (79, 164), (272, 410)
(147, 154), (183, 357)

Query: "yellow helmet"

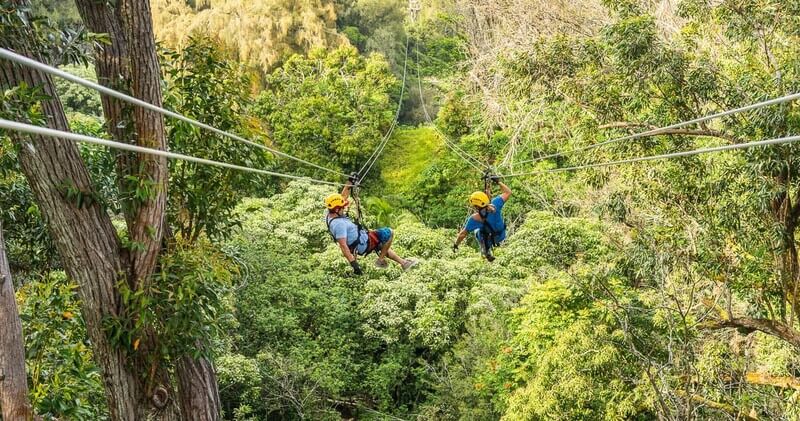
(469, 191), (490, 208)
(324, 193), (347, 210)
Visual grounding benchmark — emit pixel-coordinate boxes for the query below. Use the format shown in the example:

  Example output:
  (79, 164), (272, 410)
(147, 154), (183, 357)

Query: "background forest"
(2, 0), (800, 419)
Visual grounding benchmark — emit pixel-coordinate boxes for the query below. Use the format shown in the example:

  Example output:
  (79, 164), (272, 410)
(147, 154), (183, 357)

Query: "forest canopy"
(3, 0), (800, 420)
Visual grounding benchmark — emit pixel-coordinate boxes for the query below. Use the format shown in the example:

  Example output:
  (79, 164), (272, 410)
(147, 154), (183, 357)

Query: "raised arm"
(341, 181), (352, 202)
(498, 181), (511, 202)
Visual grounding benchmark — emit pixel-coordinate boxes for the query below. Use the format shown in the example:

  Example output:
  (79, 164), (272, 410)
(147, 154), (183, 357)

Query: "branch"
(745, 372), (800, 390)
(674, 390), (758, 421)
(702, 317), (800, 349)
(597, 122), (656, 130)
(597, 122), (738, 143)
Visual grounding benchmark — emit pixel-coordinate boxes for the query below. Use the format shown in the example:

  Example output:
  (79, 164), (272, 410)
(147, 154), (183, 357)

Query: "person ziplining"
(324, 175), (418, 276)
(453, 176), (512, 262)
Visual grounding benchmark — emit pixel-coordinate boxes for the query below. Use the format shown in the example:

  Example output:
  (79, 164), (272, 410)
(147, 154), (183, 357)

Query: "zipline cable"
(514, 91), (800, 166)
(0, 47), (348, 179)
(501, 133), (800, 178)
(414, 47), (487, 173)
(0, 119), (346, 186)
(358, 34), (411, 183)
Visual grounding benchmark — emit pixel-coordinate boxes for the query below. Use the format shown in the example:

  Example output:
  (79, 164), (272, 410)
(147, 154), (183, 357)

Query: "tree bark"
(0, 221), (33, 421)
(177, 354), (222, 420)
(116, 0), (169, 285)
(72, 0), (138, 234)
(745, 372), (800, 390)
(597, 122), (738, 143)
(73, 1), (222, 418)
(0, 46), (142, 420)
(74, 0), (168, 285)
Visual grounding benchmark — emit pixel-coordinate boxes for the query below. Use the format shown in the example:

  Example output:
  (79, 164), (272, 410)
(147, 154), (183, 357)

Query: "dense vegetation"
(3, 0), (800, 420)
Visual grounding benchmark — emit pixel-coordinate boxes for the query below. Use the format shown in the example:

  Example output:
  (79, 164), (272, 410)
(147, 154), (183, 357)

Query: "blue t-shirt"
(464, 196), (506, 242)
(325, 212), (368, 254)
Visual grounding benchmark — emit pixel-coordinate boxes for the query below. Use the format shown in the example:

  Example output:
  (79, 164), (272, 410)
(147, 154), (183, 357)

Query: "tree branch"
(702, 317), (800, 349)
(674, 390), (757, 421)
(745, 372), (800, 390)
(597, 122), (739, 143)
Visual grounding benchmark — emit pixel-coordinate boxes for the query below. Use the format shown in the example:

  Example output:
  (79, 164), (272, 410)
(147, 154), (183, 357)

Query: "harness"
(476, 208), (505, 248)
(326, 214), (364, 254)
(325, 178), (382, 256)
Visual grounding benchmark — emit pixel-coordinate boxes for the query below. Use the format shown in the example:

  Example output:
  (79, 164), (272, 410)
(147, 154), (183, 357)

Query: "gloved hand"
(348, 172), (360, 185)
(490, 175), (501, 185)
(452, 243), (459, 253)
(350, 260), (363, 275)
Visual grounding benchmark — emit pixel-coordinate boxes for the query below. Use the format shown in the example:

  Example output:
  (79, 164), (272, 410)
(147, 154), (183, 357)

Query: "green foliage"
(437, 91), (475, 138)
(162, 38), (270, 241)
(256, 45), (398, 175)
(217, 181), (660, 420)
(31, 0), (82, 30)
(0, 1), (107, 67)
(108, 239), (236, 360)
(1, 84), (58, 275)
(152, 0), (346, 74)
(335, 0), (407, 70)
(70, 113), (119, 212)
(17, 272), (108, 420)
(54, 65), (102, 116)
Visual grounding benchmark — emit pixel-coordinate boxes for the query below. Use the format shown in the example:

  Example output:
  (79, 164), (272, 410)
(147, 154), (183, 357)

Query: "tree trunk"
(73, 1), (222, 418)
(0, 52), (142, 420)
(72, 0), (138, 233)
(177, 354), (222, 420)
(74, 0), (168, 285)
(117, 0), (169, 285)
(0, 221), (33, 421)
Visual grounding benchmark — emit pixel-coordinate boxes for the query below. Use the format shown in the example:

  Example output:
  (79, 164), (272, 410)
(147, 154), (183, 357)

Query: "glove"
(490, 175), (501, 185)
(350, 260), (363, 276)
(452, 243), (459, 253)
(348, 172), (360, 185)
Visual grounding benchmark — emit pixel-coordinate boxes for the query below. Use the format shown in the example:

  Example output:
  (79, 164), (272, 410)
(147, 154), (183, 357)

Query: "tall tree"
(0, 220), (33, 421)
(0, 3), (143, 418)
(72, 1), (222, 418)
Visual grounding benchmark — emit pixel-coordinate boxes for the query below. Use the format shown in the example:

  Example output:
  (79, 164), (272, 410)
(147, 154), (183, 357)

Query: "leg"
(378, 229), (394, 260)
(386, 249), (405, 265)
(477, 232), (495, 262)
(379, 233), (407, 266)
(375, 228), (417, 270)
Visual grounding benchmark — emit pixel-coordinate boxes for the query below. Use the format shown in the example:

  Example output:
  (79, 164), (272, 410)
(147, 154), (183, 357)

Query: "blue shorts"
(373, 227), (393, 244)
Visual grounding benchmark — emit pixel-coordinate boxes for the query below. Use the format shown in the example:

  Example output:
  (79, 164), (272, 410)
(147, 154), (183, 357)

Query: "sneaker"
(401, 259), (418, 271)
(375, 258), (389, 269)
(485, 254), (495, 263)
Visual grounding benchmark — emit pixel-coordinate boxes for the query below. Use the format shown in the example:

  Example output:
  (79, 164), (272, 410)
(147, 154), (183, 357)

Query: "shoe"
(401, 259), (418, 271)
(375, 258), (389, 269)
(485, 254), (495, 263)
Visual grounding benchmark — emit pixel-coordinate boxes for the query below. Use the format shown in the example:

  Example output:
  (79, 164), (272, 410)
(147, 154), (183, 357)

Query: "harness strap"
(476, 208), (506, 247)
(326, 214), (364, 253)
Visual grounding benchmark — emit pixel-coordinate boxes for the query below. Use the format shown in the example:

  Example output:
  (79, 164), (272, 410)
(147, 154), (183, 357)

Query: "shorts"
(373, 227), (393, 244)
(362, 227), (393, 255)
(475, 230), (506, 247)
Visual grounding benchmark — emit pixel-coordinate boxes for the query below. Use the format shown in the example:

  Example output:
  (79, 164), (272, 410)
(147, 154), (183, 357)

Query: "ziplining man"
(324, 178), (418, 275)
(452, 178), (512, 262)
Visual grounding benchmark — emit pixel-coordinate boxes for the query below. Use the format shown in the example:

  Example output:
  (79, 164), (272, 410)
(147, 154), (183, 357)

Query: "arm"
(498, 181), (511, 202)
(337, 238), (356, 262)
(337, 238), (362, 275)
(454, 228), (469, 248)
(341, 180), (352, 202)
